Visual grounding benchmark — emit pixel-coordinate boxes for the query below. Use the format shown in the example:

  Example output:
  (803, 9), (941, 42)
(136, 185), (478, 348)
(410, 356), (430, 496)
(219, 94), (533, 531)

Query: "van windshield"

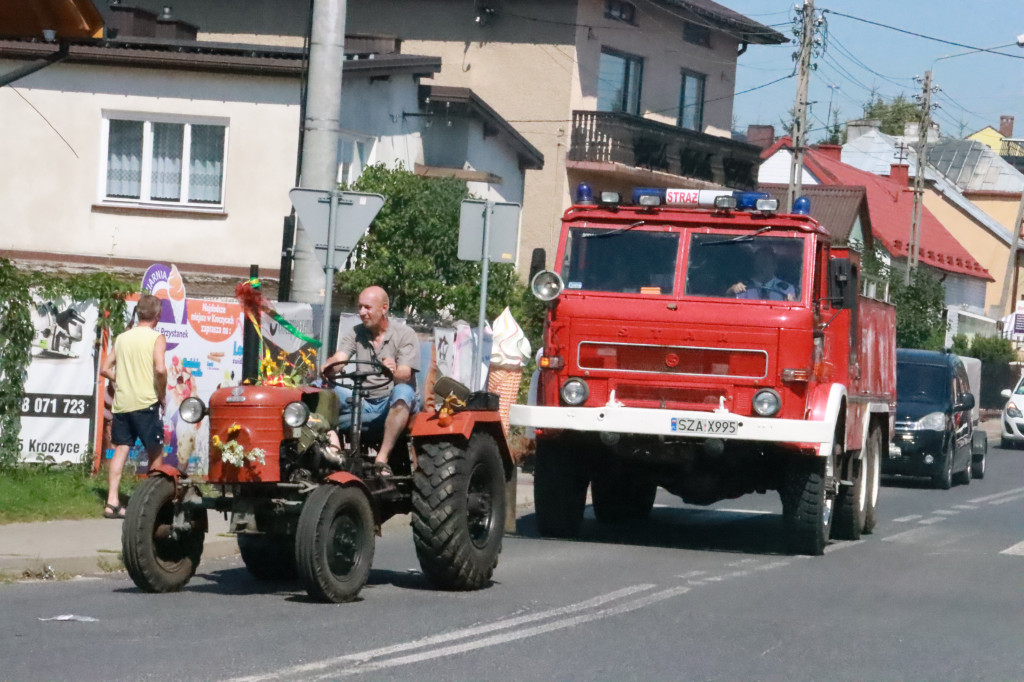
(897, 363), (949, 400)
(685, 234), (803, 301)
(560, 228), (679, 294)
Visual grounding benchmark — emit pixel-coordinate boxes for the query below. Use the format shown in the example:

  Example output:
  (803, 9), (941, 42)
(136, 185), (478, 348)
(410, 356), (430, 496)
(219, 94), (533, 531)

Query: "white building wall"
(757, 149), (819, 184)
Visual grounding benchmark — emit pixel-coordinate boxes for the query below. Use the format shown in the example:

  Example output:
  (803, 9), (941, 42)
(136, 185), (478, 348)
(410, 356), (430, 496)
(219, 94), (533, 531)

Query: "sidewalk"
(0, 472), (536, 579)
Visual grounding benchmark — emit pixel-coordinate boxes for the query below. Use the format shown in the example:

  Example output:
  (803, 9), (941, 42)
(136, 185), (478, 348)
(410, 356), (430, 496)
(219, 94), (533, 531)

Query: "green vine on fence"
(0, 258), (137, 469)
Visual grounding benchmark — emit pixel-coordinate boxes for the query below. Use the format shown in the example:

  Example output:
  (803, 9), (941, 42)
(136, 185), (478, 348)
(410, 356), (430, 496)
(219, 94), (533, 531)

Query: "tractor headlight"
(560, 378), (589, 406)
(752, 389), (781, 417)
(283, 401), (310, 427)
(179, 397), (206, 423)
(531, 270), (565, 301)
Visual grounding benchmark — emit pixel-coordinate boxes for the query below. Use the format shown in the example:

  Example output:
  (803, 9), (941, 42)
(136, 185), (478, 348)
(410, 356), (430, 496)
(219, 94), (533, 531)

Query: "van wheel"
(971, 432), (987, 479)
(933, 443), (953, 490)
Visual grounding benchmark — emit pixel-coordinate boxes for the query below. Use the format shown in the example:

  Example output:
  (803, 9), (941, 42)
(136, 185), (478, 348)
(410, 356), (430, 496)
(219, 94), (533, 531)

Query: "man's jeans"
(333, 383), (419, 435)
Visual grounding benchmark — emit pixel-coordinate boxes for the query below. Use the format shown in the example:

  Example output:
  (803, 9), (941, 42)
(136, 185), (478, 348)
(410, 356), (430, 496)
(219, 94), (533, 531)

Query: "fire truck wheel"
(412, 433), (506, 590)
(591, 471), (656, 523)
(861, 426), (882, 534)
(534, 439), (589, 538)
(832, 451), (867, 541)
(782, 456), (833, 556)
(295, 484), (375, 603)
(238, 534), (297, 580)
(933, 442), (954, 490)
(122, 476), (206, 593)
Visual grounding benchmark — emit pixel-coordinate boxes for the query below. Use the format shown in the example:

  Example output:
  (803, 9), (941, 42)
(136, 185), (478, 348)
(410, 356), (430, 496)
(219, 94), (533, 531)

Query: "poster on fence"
(19, 294), (99, 465)
(95, 265), (244, 477)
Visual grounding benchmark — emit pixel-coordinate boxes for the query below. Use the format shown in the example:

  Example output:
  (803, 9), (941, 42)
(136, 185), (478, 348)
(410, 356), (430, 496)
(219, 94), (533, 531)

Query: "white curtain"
(150, 122), (183, 201)
(105, 120), (143, 198)
(188, 125), (224, 203)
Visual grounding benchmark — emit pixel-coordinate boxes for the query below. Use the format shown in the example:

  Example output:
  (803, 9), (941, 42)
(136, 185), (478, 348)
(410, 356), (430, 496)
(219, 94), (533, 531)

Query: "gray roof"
(655, 0), (788, 44)
(926, 139), (1024, 194)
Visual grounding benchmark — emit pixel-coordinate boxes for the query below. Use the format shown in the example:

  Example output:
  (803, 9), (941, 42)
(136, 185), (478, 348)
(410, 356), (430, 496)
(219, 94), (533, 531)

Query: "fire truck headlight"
(179, 397), (206, 424)
(752, 389), (781, 417)
(532, 270), (564, 301)
(283, 401), (310, 427)
(560, 378), (589, 406)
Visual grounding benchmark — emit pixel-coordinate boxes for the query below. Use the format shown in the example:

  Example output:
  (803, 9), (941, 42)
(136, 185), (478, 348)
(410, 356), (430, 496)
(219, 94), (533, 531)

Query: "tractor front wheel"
(295, 485), (375, 603)
(122, 476), (206, 593)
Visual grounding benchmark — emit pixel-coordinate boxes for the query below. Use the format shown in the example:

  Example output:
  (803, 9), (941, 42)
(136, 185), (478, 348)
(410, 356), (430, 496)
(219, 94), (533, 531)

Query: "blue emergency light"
(792, 196), (811, 215)
(575, 182), (596, 204)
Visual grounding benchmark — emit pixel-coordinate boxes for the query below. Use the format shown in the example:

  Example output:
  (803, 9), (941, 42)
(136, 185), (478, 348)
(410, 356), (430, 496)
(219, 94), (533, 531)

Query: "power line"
(822, 9), (1024, 58)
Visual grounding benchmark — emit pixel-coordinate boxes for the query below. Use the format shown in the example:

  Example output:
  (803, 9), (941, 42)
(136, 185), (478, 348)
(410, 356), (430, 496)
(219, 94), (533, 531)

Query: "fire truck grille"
(615, 384), (726, 410)
(579, 342), (767, 378)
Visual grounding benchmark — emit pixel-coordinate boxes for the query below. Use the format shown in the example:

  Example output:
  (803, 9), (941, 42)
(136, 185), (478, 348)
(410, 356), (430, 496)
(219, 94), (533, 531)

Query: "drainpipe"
(0, 43), (69, 88)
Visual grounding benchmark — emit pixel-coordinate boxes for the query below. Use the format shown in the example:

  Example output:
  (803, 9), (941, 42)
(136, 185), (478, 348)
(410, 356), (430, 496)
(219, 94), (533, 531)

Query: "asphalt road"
(3, 447), (1023, 682)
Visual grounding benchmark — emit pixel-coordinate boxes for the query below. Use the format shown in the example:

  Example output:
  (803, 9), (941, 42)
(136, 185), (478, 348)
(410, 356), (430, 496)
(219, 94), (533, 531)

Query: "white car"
(1000, 376), (1024, 448)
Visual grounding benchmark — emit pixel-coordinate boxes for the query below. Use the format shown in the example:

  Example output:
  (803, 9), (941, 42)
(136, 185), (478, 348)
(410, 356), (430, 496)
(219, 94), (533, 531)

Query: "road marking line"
(883, 527), (941, 543)
(227, 584), (657, 682)
(933, 510), (959, 516)
(968, 486), (1024, 504)
(892, 514), (923, 523)
(675, 570), (708, 579)
(953, 505), (978, 510)
(990, 492), (1024, 505)
(999, 541), (1024, 556)
(918, 517), (946, 525)
(306, 587), (693, 680)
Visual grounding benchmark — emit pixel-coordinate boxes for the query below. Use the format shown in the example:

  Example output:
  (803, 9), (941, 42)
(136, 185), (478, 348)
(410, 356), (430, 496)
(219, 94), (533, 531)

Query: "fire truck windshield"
(560, 228), (679, 295)
(685, 234), (804, 301)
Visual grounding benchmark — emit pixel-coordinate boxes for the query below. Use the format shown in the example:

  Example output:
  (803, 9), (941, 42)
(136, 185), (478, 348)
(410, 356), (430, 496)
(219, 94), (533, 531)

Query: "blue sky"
(726, 0), (1024, 140)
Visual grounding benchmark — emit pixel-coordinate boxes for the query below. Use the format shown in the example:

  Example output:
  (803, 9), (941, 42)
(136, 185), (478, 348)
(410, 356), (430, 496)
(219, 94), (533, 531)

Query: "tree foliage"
(337, 164), (542, 345)
(861, 245), (947, 350)
(861, 93), (922, 137)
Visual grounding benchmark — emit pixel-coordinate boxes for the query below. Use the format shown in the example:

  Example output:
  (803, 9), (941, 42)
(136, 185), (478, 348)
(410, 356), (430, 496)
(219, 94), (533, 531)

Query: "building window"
(102, 114), (227, 208)
(683, 22), (711, 47)
(678, 70), (705, 131)
(604, 1), (635, 23)
(597, 49), (643, 115)
(337, 133), (375, 187)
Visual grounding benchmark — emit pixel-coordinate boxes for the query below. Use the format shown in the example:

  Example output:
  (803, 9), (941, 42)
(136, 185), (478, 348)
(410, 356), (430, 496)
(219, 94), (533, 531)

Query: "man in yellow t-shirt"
(99, 294), (168, 519)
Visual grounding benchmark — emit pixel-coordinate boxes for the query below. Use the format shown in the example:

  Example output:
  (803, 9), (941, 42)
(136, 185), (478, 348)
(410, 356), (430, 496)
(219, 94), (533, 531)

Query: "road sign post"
(458, 199), (521, 389)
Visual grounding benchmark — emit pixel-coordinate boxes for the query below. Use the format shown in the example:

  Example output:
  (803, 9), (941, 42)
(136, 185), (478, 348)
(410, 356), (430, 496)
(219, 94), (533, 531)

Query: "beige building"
(114, 0), (785, 271)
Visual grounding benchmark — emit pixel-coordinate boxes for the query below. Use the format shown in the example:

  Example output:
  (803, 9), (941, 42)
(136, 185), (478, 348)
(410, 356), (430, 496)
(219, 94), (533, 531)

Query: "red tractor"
(120, 361), (513, 602)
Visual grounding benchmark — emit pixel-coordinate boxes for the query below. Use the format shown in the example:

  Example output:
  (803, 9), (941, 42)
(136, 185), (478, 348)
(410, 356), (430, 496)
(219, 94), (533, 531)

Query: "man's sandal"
(103, 503), (126, 519)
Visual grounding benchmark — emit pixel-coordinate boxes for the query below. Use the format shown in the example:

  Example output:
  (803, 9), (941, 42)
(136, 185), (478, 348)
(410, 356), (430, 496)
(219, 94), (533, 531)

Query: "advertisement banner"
(96, 265), (243, 476)
(19, 295), (99, 465)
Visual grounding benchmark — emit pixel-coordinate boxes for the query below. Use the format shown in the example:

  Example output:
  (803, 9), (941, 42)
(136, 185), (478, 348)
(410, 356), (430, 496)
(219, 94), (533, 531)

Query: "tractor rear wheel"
(412, 432), (506, 590)
(295, 485), (375, 603)
(238, 534), (296, 580)
(122, 476), (206, 593)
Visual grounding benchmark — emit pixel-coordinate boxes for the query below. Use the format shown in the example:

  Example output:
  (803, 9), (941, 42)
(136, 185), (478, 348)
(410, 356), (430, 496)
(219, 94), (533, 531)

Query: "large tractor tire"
(238, 534), (297, 580)
(122, 476), (206, 593)
(591, 469), (657, 524)
(534, 438), (589, 538)
(295, 484), (375, 603)
(782, 454), (834, 556)
(861, 426), (882, 535)
(412, 432), (506, 590)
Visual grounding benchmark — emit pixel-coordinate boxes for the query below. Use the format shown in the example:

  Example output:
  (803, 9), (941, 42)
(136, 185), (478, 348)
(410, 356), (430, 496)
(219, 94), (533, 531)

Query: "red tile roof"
(762, 138), (993, 281)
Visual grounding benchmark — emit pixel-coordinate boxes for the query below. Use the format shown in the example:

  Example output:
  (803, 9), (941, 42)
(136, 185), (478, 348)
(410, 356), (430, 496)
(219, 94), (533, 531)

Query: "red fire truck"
(511, 185), (896, 555)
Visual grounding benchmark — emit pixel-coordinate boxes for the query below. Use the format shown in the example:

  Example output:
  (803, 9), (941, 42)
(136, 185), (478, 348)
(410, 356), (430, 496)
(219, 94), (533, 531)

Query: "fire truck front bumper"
(510, 404), (833, 448)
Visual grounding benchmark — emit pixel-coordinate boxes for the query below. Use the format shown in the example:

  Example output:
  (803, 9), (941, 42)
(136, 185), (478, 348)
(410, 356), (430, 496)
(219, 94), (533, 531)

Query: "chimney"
(1001, 115), (1015, 138)
(815, 144), (842, 161)
(890, 164), (909, 186)
(846, 118), (881, 142)
(745, 124), (775, 149)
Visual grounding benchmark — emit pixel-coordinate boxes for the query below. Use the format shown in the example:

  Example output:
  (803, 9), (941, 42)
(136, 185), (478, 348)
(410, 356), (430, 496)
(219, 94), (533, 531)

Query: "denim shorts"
(333, 383), (419, 432)
(111, 403), (163, 449)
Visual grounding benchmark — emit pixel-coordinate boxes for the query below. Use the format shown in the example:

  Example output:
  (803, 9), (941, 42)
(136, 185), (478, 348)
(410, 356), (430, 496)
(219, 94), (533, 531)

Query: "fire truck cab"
(511, 185), (896, 555)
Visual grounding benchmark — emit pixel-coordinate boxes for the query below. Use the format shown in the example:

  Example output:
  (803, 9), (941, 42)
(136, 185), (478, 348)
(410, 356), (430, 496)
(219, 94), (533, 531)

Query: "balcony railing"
(1000, 138), (1024, 173)
(569, 110), (761, 190)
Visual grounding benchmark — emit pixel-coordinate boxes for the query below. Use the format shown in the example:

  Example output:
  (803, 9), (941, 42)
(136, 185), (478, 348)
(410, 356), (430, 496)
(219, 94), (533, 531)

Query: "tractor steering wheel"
(321, 359), (394, 388)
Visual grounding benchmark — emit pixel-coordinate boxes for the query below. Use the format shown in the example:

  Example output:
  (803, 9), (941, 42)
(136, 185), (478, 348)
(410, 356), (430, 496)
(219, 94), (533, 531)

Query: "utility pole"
(786, 0), (816, 212)
(906, 70), (934, 284)
(291, 0), (347, 307)
(996, 193), (1024, 319)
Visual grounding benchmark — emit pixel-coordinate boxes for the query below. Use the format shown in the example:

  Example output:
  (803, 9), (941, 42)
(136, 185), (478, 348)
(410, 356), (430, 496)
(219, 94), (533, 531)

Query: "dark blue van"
(886, 349), (975, 489)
